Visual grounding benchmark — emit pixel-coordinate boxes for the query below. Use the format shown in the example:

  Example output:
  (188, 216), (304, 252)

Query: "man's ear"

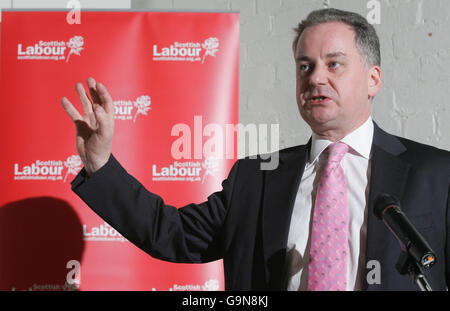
(368, 65), (382, 99)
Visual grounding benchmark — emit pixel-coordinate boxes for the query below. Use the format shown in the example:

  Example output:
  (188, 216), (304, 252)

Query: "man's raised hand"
(61, 77), (115, 176)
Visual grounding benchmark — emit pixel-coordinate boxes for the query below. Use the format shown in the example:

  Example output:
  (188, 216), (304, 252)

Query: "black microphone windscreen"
(374, 193), (400, 220)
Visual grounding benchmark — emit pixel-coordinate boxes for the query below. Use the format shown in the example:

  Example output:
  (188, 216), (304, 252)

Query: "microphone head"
(374, 193), (400, 220)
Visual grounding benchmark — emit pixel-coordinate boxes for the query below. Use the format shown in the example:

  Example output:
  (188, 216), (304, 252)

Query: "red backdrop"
(0, 11), (239, 291)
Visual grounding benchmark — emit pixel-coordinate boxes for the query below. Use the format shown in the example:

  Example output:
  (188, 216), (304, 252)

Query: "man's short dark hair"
(292, 8), (381, 68)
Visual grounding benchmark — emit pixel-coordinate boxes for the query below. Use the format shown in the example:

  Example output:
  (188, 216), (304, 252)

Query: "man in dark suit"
(62, 8), (449, 290)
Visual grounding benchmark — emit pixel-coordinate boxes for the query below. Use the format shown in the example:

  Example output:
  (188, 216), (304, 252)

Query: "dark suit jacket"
(71, 122), (450, 291)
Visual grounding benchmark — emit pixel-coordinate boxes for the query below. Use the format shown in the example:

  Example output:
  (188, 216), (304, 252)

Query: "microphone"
(374, 193), (436, 269)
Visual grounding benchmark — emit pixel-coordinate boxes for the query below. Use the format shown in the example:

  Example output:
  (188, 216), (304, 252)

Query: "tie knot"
(325, 142), (349, 163)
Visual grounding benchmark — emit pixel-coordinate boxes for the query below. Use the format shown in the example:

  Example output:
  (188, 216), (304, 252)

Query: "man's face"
(295, 22), (376, 137)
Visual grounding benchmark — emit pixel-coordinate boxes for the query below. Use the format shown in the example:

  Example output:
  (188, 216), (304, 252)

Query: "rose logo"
(66, 36), (84, 63)
(202, 279), (219, 291)
(201, 158), (220, 184)
(133, 95), (151, 123)
(201, 37), (219, 64)
(64, 155), (82, 182)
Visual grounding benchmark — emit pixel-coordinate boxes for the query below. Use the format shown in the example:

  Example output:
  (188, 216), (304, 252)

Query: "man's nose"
(309, 65), (328, 85)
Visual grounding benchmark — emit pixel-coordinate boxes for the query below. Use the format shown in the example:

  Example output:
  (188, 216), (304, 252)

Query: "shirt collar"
(308, 116), (374, 166)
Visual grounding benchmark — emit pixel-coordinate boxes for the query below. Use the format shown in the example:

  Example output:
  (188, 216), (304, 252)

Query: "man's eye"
(329, 61), (340, 69)
(299, 64), (310, 72)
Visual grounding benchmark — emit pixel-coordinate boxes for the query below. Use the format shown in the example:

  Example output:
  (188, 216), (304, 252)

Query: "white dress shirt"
(285, 116), (374, 291)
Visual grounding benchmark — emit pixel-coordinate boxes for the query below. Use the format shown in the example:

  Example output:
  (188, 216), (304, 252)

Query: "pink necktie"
(307, 142), (349, 291)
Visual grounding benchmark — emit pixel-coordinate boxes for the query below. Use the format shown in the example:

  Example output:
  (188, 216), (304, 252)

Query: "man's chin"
(304, 112), (337, 128)
(305, 116), (345, 136)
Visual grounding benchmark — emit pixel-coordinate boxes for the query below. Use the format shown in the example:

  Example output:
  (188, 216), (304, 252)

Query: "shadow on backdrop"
(0, 196), (84, 291)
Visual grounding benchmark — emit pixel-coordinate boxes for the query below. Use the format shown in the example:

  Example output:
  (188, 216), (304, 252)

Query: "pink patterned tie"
(307, 142), (349, 291)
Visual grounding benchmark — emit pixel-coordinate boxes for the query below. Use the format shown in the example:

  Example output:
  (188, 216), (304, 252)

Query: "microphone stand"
(395, 251), (433, 291)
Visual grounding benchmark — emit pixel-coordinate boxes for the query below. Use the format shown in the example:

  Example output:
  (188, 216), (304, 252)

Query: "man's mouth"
(308, 95), (330, 104)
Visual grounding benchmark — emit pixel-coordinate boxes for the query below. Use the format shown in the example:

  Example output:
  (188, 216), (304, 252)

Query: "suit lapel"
(364, 123), (411, 290)
(259, 124), (411, 290)
(261, 142), (310, 289)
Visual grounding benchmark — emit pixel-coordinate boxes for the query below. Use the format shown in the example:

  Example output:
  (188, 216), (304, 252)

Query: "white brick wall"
(0, 0), (131, 21)
(5, 0), (131, 8)
(132, 0), (450, 152)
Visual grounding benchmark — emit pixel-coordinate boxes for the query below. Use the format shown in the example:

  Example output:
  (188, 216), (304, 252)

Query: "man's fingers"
(93, 102), (114, 137)
(75, 82), (94, 115)
(61, 97), (82, 122)
(86, 77), (114, 116)
(86, 77), (102, 106)
(96, 82), (114, 115)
